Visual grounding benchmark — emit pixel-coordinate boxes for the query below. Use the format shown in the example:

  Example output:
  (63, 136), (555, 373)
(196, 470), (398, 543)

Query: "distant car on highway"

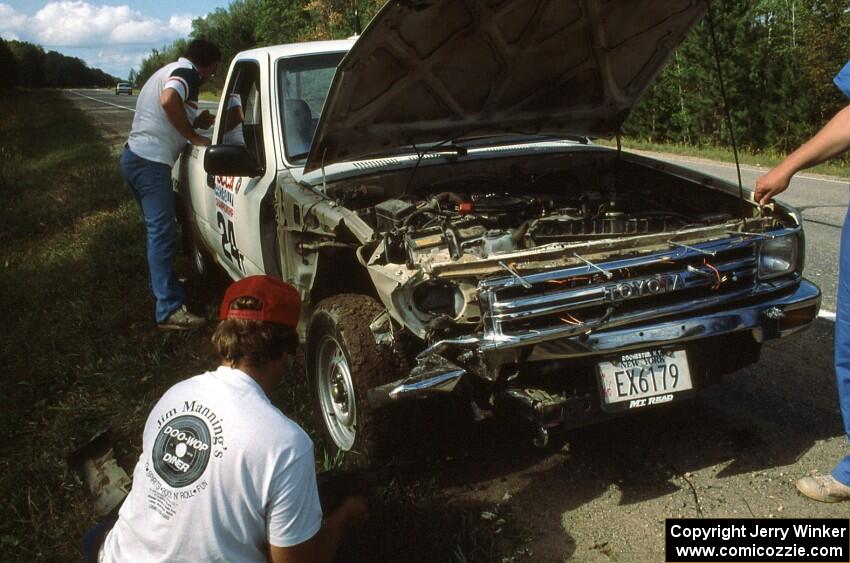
(115, 82), (132, 95)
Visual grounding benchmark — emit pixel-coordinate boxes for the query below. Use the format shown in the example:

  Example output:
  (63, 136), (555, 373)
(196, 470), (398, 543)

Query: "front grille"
(479, 237), (759, 343)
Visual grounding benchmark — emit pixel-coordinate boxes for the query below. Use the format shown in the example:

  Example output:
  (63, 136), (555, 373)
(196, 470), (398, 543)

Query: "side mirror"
(203, 145), (264, 178)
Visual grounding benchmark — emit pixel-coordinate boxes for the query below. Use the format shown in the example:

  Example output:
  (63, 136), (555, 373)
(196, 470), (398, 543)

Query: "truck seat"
(284, 98), (313, 156)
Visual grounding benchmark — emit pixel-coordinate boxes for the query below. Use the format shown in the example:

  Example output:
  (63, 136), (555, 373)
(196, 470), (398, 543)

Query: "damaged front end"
(354, 153), (820, 434)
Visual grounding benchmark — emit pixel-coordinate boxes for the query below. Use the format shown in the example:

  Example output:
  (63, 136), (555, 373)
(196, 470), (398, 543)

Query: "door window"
(218, 61), (264, 168)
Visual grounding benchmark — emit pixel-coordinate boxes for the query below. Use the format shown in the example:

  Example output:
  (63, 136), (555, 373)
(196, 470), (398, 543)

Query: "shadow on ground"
(345, 318), (842, 561)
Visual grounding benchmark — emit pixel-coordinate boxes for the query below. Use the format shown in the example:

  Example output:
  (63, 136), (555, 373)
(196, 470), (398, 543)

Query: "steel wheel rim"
(316, 334), (357, 451)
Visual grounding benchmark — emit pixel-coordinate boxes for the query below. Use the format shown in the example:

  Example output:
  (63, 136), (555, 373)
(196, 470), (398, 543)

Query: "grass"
(598, 138), (850, 179)
(0, 88), (226, 561)
(199, 90), (220, 102)
(0, 89), (511, 562)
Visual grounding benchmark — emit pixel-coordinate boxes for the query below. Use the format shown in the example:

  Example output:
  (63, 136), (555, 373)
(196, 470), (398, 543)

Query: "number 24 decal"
(217, 211), (245, 272)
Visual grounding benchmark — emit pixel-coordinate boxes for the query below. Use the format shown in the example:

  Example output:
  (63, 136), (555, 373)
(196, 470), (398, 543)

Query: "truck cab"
(174, 40), (355, 284)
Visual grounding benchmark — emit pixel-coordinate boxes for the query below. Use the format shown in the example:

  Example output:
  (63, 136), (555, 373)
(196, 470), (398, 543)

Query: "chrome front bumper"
(526, 279), (820, 361)
(367, 280), (821, 407)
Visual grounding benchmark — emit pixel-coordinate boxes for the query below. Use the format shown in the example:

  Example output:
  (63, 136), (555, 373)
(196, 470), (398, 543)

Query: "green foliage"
(0, 90), (224, 561)
(133, 0), (385, 96)
(0, 38), (18, 89)
(255, 0), (385, 45)
(134, 41), (185, 88)
(6, 39), (117, 87)
(624, 0), (850, 154)
(130, 0), (850, 156)
(192, 0), (260, 92)
(8, 40), (46, 87)
(255, 0), (312, 45)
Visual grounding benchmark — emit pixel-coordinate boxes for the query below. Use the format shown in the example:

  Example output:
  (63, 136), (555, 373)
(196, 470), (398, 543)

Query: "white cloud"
(0, 2), (193, 47)
(0, 2), (200, 78)
(95, 48), (148, 68)
(0, 4), (28, 40)
(0, 4), (27, 27)
(168, 14), (194, 37)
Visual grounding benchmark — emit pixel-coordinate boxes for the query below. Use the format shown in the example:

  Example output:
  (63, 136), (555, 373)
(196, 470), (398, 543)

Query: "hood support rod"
(705, 0), (746, 217)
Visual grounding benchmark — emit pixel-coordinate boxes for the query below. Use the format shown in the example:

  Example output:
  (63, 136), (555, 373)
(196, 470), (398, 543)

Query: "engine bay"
(369, 179), (736, 266)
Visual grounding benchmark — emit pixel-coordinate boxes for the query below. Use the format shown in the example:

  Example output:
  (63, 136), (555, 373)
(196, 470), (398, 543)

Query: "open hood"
(305, 0), (706, 172)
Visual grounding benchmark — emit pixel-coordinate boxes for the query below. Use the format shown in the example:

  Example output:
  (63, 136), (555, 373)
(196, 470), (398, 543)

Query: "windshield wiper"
(454, 132), (590, 148)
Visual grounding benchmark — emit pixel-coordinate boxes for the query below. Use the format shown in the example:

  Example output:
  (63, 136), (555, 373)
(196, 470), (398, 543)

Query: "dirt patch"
(398, 319), (847, 561)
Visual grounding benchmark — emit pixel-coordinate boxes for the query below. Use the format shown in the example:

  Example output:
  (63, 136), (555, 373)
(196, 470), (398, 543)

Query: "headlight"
(412, 280), (465, 318)
(758, 235), (798, 279)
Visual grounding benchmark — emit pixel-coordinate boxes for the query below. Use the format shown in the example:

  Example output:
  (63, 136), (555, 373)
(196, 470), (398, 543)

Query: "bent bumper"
(528, 279), (821, 360)
(367, 280), (821, 407)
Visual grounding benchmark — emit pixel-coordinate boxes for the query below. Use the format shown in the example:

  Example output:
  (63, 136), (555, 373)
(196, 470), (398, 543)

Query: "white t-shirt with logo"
(100, 366), (323, 562)
(127, 57), (202, 166)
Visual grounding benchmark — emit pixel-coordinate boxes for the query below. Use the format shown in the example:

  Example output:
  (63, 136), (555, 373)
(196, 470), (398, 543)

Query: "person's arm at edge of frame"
(160, 88), (211, 147)
(755, 103), (850, 205)
(268, 495), (369, 563)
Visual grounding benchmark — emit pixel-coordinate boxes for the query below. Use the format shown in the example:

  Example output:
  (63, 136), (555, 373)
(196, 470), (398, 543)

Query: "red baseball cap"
(219, 275), (301, 328)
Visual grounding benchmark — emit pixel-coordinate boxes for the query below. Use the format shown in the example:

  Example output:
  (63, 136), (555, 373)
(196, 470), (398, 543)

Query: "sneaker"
(795, 474), (850, 503)
(158, 305), (206, 331)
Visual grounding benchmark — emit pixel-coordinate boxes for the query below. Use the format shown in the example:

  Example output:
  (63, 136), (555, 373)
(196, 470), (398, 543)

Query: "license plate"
(598, 349), (692, 411)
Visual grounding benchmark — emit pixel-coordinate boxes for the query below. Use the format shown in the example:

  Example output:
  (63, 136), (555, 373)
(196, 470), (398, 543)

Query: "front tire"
(307, 294), (399, 468)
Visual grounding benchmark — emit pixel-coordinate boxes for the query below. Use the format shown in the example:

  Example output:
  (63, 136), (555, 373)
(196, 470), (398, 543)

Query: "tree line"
(132, 0), (385, 95)
(627, 0), (850, 153)
(0, 38), (119, 90)
(135, 0), (849, 155)
(0, 0), (846, 155)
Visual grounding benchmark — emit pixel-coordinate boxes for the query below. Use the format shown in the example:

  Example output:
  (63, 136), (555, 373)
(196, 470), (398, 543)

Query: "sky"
(0, 0), (231, 79)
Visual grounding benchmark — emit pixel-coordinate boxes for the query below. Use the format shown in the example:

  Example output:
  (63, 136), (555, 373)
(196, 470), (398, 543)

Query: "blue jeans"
(834, 202), (850, 485)
(120, 147), (185, 323)
(83, 515), (117, 563)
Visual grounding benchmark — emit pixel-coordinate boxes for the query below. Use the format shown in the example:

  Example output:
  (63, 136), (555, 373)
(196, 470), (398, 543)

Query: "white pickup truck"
(174, 0), (820, 466)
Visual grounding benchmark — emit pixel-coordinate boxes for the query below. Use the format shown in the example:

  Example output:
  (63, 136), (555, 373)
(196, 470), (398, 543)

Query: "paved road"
(66, 88), (218, 148)
(64, 87), (850, 561)
(630, 149), (848, 314)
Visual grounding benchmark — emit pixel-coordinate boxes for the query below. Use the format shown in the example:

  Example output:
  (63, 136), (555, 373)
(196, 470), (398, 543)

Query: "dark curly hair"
(183, 38), (221, 67)
(212, 296), (298, 367)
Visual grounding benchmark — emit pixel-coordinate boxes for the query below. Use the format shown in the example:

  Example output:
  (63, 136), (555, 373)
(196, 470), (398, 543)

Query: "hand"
(754, 167), (792, 206)
(192, 134), (211, 147)
(338, 495), (369, 529)
(194, 109), (215, 130)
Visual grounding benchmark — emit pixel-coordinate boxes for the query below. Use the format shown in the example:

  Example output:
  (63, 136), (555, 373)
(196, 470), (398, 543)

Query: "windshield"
(278, 52), (346, 163)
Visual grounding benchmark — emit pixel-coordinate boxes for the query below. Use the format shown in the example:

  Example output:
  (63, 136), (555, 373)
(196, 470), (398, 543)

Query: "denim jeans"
(120, 147), (185, 323)
(834, 198), (850, 485)
(82, 515), (117, 563)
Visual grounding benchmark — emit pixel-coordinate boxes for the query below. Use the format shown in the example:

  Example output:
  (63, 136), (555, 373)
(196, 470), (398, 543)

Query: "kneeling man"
(98, 275), (366, 562)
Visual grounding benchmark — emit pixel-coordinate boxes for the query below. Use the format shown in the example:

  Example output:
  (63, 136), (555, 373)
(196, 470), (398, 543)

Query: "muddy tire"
(307, 294), (400, 468)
